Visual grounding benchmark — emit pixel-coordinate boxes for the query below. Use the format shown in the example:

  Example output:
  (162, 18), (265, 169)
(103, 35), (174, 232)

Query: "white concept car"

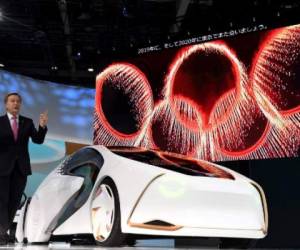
(16, 145), (268, 248)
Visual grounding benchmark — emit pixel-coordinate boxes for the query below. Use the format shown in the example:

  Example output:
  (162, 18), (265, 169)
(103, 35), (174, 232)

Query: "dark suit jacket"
(0, 114), (48, 176)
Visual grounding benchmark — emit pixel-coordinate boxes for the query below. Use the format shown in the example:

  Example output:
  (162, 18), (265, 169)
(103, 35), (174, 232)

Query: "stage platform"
(0, 239), (222, 250)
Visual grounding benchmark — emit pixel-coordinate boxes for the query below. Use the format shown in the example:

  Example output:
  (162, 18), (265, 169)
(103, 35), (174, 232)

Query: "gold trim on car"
(128, 222), (182, 231)
(127, 174), (182, 231)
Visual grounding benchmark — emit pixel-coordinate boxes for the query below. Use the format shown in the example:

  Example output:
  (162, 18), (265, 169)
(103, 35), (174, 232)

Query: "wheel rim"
(91, 184), (115, 242)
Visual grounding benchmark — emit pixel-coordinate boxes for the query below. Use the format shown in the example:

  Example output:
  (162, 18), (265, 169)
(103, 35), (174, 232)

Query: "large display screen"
(94, 24), (300, 161)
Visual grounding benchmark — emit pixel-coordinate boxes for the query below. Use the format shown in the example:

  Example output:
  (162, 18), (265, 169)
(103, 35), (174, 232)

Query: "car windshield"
(59, 147), (104, 175)
(110, 147), (234, 179)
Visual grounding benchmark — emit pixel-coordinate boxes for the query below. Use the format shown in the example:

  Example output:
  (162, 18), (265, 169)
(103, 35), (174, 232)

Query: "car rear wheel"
(91, 178), (125, 246)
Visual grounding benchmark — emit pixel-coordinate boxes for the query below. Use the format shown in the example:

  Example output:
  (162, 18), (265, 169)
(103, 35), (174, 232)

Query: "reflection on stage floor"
(0, 238), (222, 250)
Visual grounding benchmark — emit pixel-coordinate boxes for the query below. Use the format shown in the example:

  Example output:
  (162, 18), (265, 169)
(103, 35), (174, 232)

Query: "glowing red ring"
(217, 121), (271, 157)
(164, 41), (245, 131)
(147, 101), (201, 157)
(95, 62), (154, 141)
(250, 26), (300, 115)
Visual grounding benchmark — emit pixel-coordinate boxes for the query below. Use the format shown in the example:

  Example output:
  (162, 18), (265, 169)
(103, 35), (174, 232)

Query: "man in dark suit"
(0, 93), (48, 244)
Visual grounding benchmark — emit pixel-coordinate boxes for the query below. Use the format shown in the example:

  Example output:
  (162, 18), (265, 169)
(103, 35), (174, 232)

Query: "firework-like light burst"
(164, 41), (267, 160)
(250, 24), (300, 157)
(94, 26), (300, 161)
(251, 25), (300, 113)
(172, 95), (203, 132)
(223, 115), (299, 161)
(208, 90), (270, 161)
(149, 98), (202, 156)
(94, 63), (154, 146)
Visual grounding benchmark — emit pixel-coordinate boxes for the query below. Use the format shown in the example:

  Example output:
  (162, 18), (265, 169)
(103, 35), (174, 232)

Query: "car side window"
(61, 147), (104, 175)
(49, 148), (105, 232)
(70, 164), (99, 185)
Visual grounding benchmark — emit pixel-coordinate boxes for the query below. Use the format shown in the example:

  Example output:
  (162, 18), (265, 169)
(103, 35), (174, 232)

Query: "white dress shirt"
(7, 112), (19, 130)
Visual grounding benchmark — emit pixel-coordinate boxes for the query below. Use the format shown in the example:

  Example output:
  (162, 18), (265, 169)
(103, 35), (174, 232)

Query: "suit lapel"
(2, 114), (15, 142)
(2, 114), (25, 143)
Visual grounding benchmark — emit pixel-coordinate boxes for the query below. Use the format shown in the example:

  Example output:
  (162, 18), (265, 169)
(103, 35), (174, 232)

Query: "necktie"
(12, 116), (18, 141)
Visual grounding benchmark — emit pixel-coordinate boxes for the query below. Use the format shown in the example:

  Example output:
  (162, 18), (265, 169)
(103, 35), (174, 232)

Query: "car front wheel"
(91, 178), (125, 246)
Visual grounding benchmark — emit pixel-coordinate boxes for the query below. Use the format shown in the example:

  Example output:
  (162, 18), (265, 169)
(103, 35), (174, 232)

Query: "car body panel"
(24, 171), (84, 242)
(17, 145), (268, 242)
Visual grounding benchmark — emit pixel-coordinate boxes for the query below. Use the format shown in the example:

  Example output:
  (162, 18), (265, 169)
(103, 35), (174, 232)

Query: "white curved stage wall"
(0, 70), (95, 195)
(0, 69), (95, 144)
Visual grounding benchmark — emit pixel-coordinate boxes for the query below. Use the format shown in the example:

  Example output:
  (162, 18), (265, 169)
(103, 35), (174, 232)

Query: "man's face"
(6, 95), (22, 115)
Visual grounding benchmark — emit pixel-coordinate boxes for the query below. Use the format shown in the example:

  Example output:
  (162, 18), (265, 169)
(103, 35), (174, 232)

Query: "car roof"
(107, 145), (207, 165)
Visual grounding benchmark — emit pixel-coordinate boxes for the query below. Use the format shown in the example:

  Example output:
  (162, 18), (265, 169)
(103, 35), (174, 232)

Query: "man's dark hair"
(4, 93), (22, 103)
